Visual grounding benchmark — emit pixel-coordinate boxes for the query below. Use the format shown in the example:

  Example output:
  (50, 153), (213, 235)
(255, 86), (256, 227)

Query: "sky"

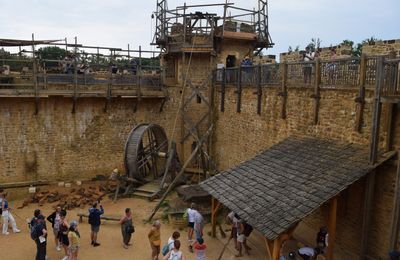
(0, 0), (399, 58)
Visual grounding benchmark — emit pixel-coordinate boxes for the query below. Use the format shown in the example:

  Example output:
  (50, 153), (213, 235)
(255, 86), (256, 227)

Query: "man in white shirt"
(298, 246), (315, 260)
(186, 203), (197, 244)
(226, 212), (240, 250)
(303, 46), (315, 84)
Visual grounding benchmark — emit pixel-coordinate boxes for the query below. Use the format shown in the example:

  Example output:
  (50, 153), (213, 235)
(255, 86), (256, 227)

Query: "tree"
(37, 46), (69, 68)
(341, 37), (380, 57)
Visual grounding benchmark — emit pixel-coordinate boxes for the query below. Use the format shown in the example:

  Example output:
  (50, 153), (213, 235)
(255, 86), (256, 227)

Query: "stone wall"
(280, 44), (353, 62)
(362, 39), (400, 57)
(0, 89), (181, 183)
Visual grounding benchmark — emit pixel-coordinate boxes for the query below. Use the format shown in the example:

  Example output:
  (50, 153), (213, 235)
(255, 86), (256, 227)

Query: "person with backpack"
(33, 215), (47, 260)
(120, 208), (134, 249)
(68, 220), (80, 260)
(163, 240), (186, 260)
(88, 201), (104, 247)
(316, 227), (328, 253)
(47, 206), (62, 251)
(162, 231), (180, 256)
(59, 210), (70, 260)
(1, 191), (20, 235)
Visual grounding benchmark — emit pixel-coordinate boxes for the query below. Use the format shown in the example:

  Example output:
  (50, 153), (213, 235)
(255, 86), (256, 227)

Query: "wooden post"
(355, 55), (367, 132)
(264, 237), (273, 260)
(389, 155), (400, 251)
(31, 33), (39, 115)
(280, 62), (288, 119)
(313, 59), (321, 125)
(256, 64), (262, 115)
(359, 170), (376, 260)
(236, 66), (242, 113)
(220, 67), (226, 112)
(272, 237), (282, 260)
(138, 45), (142, 102)
(211, 197), (220, 238)
(327, 196), (338, 260)
(384, 103), (396, 152)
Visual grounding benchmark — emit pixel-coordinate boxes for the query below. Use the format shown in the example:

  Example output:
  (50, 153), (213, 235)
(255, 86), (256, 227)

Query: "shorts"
(237, 234), (245, 243)
(59, 234), (69, 246)
(188, 222), (194, 228)
(231, 227), (238, 239)
(91, 225), (100, 233)
(69, 245), (80, 254)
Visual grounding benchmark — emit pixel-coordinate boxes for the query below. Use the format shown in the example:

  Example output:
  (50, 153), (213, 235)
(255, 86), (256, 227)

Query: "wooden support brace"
(313, 59), (321, 125)
(327, 196), (338, 260)
(280, 62), (288, 119)
(159, 97), (167, 113)
(384, 103), (396, 152)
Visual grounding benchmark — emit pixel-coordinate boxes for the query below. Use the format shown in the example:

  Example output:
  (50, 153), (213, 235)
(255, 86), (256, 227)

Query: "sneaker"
(93, 242), (100, 247)
(3, 232), (10, 235)
(62, 256), (68, 260)
(56, 245), (61, 252)
(123, 244), (128, 249)
(13, 229), (21, 233)
(91, 241), (94, 245)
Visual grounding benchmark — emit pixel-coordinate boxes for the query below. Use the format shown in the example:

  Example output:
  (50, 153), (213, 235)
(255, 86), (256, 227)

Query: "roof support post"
(327, 196), (338, 260)
(389, 154), (400, 251)
(359, 170), (376, 260)
(264, 237), (273, 260)
(272, 238), (282, 260)
(211, 197), (221, 238)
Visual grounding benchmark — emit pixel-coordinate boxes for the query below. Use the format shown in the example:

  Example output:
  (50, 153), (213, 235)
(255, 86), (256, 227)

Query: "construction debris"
(18, 184), (117, 210)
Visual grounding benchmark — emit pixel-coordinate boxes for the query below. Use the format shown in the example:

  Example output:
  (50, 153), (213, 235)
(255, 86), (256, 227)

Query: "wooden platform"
(132, 179), (163, 200)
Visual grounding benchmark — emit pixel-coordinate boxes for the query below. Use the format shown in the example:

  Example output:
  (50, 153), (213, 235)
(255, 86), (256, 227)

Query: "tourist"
(193, 237), (206, 260)
(298, 246), (315, 260)
(236, 216), (245, 257)
(241, 220), (253, 255)
(47, 206), (62, 251)
(162, 231), (180, 256)
(88, 201), (104, 247)
(148, 220), (161, 260)
(316, 226), (328, 253)
(59, 210), (70, 260)
(326, 48), (337, 84)
(185, 203), (196, 246)
(120, 208), (134, 249)
(68, 220), (80, 260)
(34, 215), (47, 260)
(163, 240), (186, 260)
(1, 191), (21, 235)
(193, 208), (204, 241)
(226, 211), (239, 250)
(303, 46), (315, 84)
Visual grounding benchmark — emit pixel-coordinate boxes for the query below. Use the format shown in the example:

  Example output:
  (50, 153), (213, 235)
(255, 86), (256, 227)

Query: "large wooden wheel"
(124, 123), (169, 181)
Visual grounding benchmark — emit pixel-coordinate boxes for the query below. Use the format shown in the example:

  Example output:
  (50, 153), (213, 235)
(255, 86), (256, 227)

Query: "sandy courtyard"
(0, 189), (268, 260)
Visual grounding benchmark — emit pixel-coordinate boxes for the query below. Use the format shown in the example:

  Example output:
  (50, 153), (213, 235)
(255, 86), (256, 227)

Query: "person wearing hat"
(1, 191), (20, 235)
(68, 220), (80, 260)
(34, 215), (48, 260)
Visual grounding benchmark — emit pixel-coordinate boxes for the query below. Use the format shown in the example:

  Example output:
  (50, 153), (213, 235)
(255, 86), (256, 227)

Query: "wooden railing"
(214, 56), (399, 96)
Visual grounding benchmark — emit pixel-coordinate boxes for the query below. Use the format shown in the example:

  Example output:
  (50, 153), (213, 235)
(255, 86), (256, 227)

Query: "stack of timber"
(18, 184), (117, 210)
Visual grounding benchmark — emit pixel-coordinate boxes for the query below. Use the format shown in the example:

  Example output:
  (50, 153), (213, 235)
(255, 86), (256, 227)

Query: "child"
(68, 220), (80, 260)
(193, 237), (206, 260)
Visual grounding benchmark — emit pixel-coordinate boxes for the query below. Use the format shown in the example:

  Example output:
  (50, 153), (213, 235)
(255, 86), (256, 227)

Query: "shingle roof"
(200, 136), (374, 240)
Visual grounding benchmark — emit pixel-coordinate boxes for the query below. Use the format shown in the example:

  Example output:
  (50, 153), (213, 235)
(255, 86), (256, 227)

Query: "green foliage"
(341, 36), (380, 57)
(37, 46), (69, 68)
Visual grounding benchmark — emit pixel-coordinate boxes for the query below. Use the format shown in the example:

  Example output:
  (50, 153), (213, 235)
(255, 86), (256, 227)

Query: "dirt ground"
(0, 187), (268, 260)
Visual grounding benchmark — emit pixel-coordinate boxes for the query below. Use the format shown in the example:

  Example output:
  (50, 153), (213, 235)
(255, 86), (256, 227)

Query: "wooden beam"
(211, 197), (221, 238)
(327, 196), (338, 260)
(313, 59), (321, 125)
(264, 237), (273, 260)
(280, 62), (288, 119)
(389, 154), (400, 250)
(355, 54), (367, 132)
(384, 103), (396, 152)
(272, 237), (282, 260)
(359, 171), (376, 260)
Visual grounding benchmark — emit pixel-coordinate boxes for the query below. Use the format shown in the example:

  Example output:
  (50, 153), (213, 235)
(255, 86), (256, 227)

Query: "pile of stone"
(19, 184), (116, 210)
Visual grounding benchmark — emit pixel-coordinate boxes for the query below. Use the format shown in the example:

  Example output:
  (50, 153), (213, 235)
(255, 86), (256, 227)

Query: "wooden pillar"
(211, 197), (220, 238)
(389, 155), (400, 251)
(327, 196), (338, 260)
(359, 170), (376, 260)
(385, 103), (396, 152)
(272, 238), (282, 260)
(355, 54), (367, 132)
(264, 237), (273, 260)
(313, 59), (321, 125)
(280, 62), (288, 119)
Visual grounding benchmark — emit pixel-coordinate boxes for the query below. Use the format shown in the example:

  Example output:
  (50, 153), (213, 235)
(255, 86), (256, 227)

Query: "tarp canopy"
(0, 38), (62, 47)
